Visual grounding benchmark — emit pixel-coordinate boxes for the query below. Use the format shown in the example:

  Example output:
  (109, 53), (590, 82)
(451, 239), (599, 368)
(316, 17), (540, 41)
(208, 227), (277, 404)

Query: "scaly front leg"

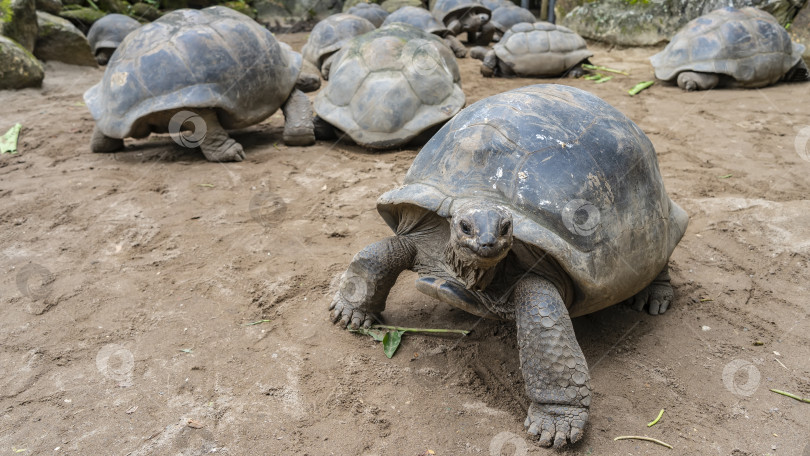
(513, 275), (590, 448)
(330, 236), (417, 329)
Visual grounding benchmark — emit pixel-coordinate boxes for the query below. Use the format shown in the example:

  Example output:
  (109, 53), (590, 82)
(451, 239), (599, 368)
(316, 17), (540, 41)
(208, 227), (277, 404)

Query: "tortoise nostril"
(478, 233), (496, 247)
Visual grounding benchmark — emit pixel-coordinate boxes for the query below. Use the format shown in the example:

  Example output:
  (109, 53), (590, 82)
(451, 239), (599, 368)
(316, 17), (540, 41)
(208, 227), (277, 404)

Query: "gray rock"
(34, 11), (96, 66)
(561, 0), (807, 46)
(129, 3), (161, 21)
(790, 4), (810, 59)
(0, 0), (38, 52)
(0, 35), (44, 90)
(255, 0), (341, 25)
(380, 0), (423, 12)
(36, 0), (62, 15)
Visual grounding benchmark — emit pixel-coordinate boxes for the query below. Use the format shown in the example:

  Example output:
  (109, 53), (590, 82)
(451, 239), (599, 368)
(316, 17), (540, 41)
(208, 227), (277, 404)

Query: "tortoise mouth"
(465, 243), (508, 259)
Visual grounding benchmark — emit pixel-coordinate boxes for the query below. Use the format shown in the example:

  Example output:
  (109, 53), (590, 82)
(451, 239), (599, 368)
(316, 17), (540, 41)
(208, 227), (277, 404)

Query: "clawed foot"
(329, 271), (377, 329)
(627, 281), (673, 315)
(525, 403), (588, 448)
(202, 138), (245, 162)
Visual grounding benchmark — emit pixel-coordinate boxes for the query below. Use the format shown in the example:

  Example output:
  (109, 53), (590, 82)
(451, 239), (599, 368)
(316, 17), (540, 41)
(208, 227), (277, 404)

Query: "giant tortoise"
(431, 0), (494, 44)
(329, 84), (688, 447)
(84, 7), (318, 162)
(86, 13), (141, 65)
(478, 22), (593, 77)
(301, 13), (376, 79)
(382, 6), (467, 57)
(651, 7), (809, 90)
(347, 2), (390, 27)
(314, 23), (465, 149)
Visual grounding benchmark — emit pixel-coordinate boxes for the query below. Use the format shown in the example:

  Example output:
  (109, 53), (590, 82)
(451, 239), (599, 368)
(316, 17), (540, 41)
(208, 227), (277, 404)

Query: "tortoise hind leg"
(676, 71), (719, 91)
(194, 110), (245, 162)
(513, 275), (590, 448)
(281, 89), (316, 147)
(628, 264), (673, 315)
(90, 126), (124, 153)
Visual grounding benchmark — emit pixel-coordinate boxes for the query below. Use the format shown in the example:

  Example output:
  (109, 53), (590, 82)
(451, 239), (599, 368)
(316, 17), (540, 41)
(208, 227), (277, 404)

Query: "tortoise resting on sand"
(382, 6), (468, 57)
(302, 13), (376, 79)
(314, 23), (465, 149)
(476, 22), (593, 78)
(330, 84), (689, 447)
(84, 7), (319, 162)
(86, 13), (141, 65)
(650, 7), (810, 91)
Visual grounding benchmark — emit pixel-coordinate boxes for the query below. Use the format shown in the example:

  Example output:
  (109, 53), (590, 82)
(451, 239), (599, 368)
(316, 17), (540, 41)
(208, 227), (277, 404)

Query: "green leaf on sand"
(179, 348), (193, 354)
(629, 81), (654, 96)
(718, 174), (733, 179)
(383, 331), (404, 358)
(1, 123), (22, 155)
(243, 319), (271, 326)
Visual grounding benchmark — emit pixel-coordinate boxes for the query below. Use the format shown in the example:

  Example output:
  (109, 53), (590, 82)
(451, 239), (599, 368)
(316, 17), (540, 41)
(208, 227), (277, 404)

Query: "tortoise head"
(447, 202), (513, 287)
(460, 12), (490, 29)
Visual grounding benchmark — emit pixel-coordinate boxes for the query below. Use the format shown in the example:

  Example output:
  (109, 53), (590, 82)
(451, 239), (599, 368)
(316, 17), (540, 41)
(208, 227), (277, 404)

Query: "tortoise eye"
(460, 221), (471, 235)
(500, 221), (511, 236)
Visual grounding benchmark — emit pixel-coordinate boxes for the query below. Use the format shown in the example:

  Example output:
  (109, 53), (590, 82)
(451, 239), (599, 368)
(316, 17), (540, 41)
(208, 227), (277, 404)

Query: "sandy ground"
(1, 33), (809, 456)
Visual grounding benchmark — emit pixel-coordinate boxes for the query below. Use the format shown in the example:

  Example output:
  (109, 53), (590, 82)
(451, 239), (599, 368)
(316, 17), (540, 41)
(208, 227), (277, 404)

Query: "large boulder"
(0, 0), (38, 52)
(561, 0), (807, 46)
(34, 11), (96, 65)
(36, 0), (62, 15)
(0, 35), (44, 89)
(380, 0), (423, 12)
(255, 0), (341, 24)
(342, 0), (379, 12)
(59, 5), (106, 31)
(791, 3), (810, 59)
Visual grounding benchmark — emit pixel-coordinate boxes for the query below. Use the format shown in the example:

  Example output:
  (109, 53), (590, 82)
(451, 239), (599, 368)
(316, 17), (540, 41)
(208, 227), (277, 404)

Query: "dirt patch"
(1, 35), (808, 455)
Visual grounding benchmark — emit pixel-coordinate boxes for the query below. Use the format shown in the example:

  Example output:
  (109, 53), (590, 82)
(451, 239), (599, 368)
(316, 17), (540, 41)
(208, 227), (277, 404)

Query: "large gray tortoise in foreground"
(330, 84), (689, 447)
(314, 23), (465, 149)
(86, 13), (141, 65)
(651, 7), (809, 91)
(85, 7), (318, 162)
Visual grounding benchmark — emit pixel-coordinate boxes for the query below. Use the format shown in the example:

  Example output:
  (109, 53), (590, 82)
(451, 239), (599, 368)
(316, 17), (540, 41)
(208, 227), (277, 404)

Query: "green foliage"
(1, 0), (12, 24)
